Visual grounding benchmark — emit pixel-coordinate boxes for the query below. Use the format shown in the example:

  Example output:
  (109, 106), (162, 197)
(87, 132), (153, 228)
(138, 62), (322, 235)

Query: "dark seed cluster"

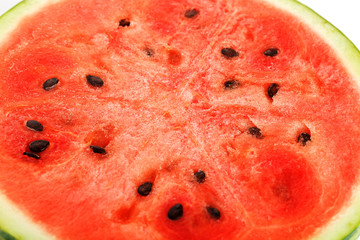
(23, 121), (49, 160)
(134, 170), (220, 222)
(23, 140), (49, 159)
(41, 75), (105, 92)
(20, 13), (304, 227)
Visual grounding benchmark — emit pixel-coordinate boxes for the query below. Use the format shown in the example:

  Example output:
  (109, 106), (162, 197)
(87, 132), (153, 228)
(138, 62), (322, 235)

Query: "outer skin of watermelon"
(1, 0), (360, 239)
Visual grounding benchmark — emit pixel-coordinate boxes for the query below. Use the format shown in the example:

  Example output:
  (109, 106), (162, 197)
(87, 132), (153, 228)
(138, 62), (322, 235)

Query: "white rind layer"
(0, 0), (61, 45)
(0, 191), (56, 240)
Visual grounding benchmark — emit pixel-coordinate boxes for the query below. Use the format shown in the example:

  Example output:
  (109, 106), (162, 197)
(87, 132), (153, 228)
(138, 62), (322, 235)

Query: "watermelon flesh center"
(1, 0), (360, 239)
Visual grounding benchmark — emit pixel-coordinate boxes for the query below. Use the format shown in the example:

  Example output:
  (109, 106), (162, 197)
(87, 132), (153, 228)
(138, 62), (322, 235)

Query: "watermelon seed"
(144, 47), (155, 57)
(119, 19), (130, 27)
(90, 145), (107, 155)
(184, 9), (199, 18)
(29, 140), (50, 153)
(137, 182), (153, 196)
(194, 170), (206, 183)
(86, 75), (104, 87)
(206, 206), (221, 220)
(221, 48), (239, 58)
(248, 127), (264, 139)
(298, 132), (311, 146)
(26, 120), (44, 132)
(23, 152), (40, 160)
(42, 77), (59, 91)
(264, 48), (279, 57)
(168, 204), (183, 220)
(267, 83), (279, 99)
(224, 79), (240, 90)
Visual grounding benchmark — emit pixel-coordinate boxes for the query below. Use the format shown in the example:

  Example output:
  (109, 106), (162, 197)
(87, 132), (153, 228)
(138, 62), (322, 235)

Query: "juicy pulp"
(1, 0), (360, 239)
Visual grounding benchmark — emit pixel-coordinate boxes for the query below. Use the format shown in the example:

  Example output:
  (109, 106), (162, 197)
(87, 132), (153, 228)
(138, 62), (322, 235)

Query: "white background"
(0, 0), (360, 49)
(0, 0), (359, 239)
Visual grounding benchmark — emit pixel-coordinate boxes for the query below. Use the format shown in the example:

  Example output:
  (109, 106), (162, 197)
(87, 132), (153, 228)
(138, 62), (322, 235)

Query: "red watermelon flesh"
(0, 0), (360, 239)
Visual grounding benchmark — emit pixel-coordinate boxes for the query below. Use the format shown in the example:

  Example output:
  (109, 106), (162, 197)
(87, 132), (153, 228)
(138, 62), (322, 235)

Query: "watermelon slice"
(1, 0), (360, 239)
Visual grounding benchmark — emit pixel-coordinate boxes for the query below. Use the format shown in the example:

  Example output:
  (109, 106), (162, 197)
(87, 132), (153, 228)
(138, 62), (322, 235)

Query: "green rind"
(0, 229), (17, 240)
(0, 0), (360, 240)
(0, 192), (56, 240)
(344, 226), (360, 240)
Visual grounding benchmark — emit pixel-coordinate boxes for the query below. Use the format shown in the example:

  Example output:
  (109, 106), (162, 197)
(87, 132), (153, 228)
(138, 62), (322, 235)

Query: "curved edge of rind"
(0, 229), (17, 240)
(262, 1), (360, 239)
(0, 0), (62, 46)
(0, 1), (62, 239)
(344, 225), (360, 240)
(0, 192), (56, 240)
(1, 0), (360, 239)
(264, 0), (360, 87)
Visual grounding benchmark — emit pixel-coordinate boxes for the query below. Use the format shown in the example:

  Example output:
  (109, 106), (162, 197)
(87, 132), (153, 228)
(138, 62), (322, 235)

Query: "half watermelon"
(0, 0), (360, 239)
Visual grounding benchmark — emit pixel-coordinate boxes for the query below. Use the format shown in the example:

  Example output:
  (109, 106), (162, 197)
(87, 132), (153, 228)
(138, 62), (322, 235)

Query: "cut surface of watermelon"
(0, 0), (360, 239)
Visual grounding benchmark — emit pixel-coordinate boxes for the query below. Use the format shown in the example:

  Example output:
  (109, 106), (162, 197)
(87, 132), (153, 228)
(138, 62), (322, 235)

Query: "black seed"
(267, 83), (280, 99)
(145, 48), (155, 57)
(137, 182), (153, 196)
(248, 127), (264, 139)
(119, 19), (130, 27)
(264, 48), (279, 57)
(221, 48), (239, 58)
(42, 78), (59, 91)
(86, 75), (104, 87)
(168, 204), (183, 220)
(26, 120), (44, 132)
(194, 170), (206, 183)
(224, 79), (240, 90)
(298, 132), (311, 146)
(23, 152), (40, 160)
(90, 145), (107, 155)
(184, 8), (199, 18)
(29, 140), (49, 153)
(206, 206), (221, 220)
